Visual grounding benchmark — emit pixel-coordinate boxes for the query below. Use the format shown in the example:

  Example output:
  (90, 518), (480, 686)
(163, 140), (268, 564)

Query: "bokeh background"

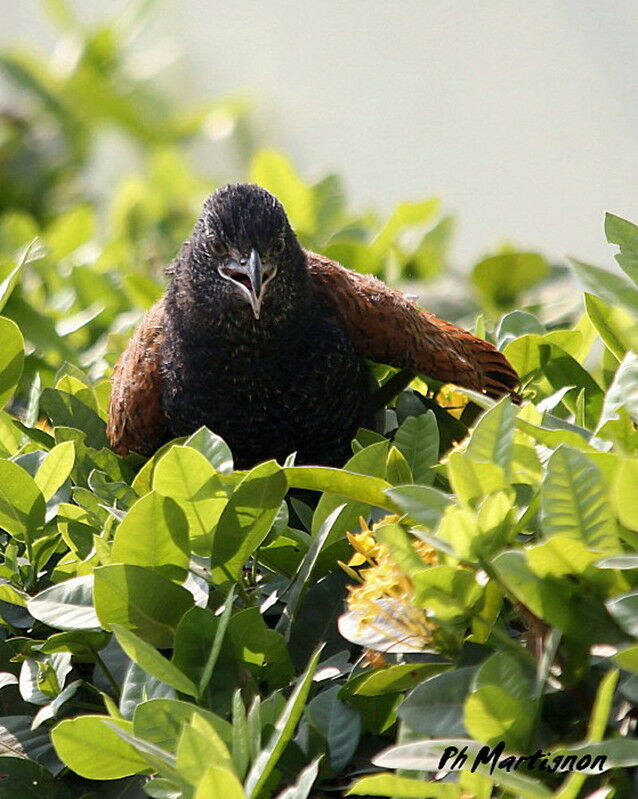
(3, 0), (636, 269)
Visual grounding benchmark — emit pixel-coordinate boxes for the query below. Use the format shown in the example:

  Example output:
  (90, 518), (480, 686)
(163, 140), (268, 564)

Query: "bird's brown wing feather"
(106, 299), (168, 456)
(307, 251), (520, 398)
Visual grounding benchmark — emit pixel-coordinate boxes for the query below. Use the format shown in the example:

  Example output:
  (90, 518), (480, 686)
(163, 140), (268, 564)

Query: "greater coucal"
(107, 184), (519, 467)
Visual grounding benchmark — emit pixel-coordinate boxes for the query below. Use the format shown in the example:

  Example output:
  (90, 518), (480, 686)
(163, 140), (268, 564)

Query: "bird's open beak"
(220, 248), (270, 320)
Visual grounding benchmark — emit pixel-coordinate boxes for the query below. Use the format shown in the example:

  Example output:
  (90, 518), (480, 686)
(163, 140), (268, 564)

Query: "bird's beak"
(220, 247), (271, 320)
(245, 248), (263, 319)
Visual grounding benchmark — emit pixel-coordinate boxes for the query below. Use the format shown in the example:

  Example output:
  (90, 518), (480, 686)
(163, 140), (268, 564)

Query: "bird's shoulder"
(106, 298), (168, 456)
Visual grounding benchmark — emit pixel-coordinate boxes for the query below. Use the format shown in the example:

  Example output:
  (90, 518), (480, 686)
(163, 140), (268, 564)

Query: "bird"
(107, 183), (519, 469)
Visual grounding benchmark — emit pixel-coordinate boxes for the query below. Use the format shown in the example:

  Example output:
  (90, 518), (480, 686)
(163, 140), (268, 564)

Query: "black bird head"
(184, 184), (307, 321)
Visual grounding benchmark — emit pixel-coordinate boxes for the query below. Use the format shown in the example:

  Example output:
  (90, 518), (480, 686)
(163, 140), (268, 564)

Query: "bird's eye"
(208, 238), (226, 257)
(272, 236), (286, 257)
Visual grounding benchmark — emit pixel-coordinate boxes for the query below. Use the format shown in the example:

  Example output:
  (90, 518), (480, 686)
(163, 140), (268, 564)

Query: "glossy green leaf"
(51, 716), (147, 779)
(27, 574), (100, 630)
(34, 441), (75, 501)
(94, 564), (194, 648)
(112, 624), (198, 697)
(541, 445), (619, 552)
(0, 316), (24, 408)
(0, 457), (46, 539)
(153, 445), (229, 553)
(393, 411), (439, 485)
(112, 491), (189, 581)
(211, 460), (287, 586)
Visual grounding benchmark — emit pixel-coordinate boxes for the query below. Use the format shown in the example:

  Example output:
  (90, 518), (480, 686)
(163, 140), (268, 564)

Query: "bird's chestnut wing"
(107, 299), (168, 456)
(306, 252), (519, 398)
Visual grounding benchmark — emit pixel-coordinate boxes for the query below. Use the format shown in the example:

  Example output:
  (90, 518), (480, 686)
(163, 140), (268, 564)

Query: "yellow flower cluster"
(342, 516), (439, 652)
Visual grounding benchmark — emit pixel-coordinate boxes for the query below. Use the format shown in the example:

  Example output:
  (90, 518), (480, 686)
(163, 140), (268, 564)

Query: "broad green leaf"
(597, 350), (638, 432)
(211, 460), (287, 586)
(112, 624), (198, 697)
(112, 492), (189, 582)
(228, 607), (294, 689)
(250, 150), (315, 234)
(541, 446), (619, 552)
(172, 593), (234, 697)
(0, 316), (24, 408)
(244, 647), (322, 798)
(605, 211), (638, 284)
(287, 467), (393, 513)
(195, 767), (247, 799)
(51, 716), (147, 779)
(606, 591), (638, 637)
(46, 205), (95, 261)
(0, 240), (36, 312)
(153, 445), (228, 553)
(349, 663), (450, 697)
(613, 460), (638, 530)
(40, 387), (107, 449)
(465, 397), (516, 474)
(185, 427), (234, 473)
(34, 441), (75, 501)
(346, 774), (460, 798)
(393, 411), (439, 485)
(473, 652), (532, 702)
(0, 458), (46, 539)
(397, 667), (476, 737)
(570, 258), (638, 316)
(274, 757), (321, 799)
(27, 574), (100, 630)
(384, 484), (452, 528)
(472, 252), (548, 310)
(584, 292), (638, 361)
(371, 198), (439, 255)
(94, 564), (194, 648)
(176, 713), (234, 784)
(307, 685), (361, 773)
(133, 698), (232, 753)
(446, 452), (509, 508)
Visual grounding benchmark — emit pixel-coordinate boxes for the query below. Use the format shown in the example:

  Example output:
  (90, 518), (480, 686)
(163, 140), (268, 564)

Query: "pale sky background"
(3, 1), (638, 269)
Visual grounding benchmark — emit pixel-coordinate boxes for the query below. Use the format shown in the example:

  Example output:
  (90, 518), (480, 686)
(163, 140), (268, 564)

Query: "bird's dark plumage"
(107, 184), (519, 467)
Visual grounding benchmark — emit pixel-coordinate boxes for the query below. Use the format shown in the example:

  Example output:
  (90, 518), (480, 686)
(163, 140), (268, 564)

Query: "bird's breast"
(159, 312), (371, 467)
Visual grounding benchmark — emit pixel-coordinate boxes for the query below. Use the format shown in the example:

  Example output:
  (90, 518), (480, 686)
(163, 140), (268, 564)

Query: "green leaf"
(584, 292), (638, 361)
(613, 460), (638, 530)
(541, 445), (619, 553)
(112, 491), (190, 582)
(393, 411), (439, 485)
(570, 258), (638, 316)
(112, 624), (198, 697)
(175, 714), (234, 785)
(250, 150), (315, 235)
(172, 592), (234, 697)
(133, 698), (232, 753)
(605, 211), (638, 284)
(34, 441), (75, 501)
(307, 684), (361, 773)
(0, 316), (24, 408)
(194, 767), (247, 799)
(465, 397), (517, 474)
(153, 445), (229, 553)
(228, 607), (294, 689)
(51, 716), (147, 779)
(471, 252), (548, 310)
(40, 387), (107, 449)
(346, 774), (460, 798)
(274, 757), (321, 799)
(446, 453), (509, 508)
(185, 427), (234, 473)
(211, 460), (288, 587)
(94, 564), (194, 648)
(286, 466), (393, 510)
(597, 350), (638, 432)
(27, 574), (100, 630)
(0, 457), (46, 539)
(384, 484), (452, 528)
(244, 647), (322, 798)
(606, 591), (638, 637)
(371, 198), (439, 255)
(0, 240), (36, 312)
(397, 667), (476, 737)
